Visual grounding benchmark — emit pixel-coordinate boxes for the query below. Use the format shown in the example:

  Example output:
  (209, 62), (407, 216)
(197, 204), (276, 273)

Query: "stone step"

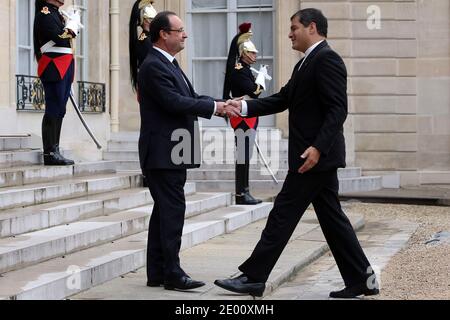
(0, 135), (33, 152)
(69, 211), (364, 300)
(0, 173), (143, 211)
(0, 183), (197, 238)
(187, 167), (363, 181)
(104, 150), (289, 161)
(418, 171), (450, 185)
(112, 160), (291, 171)
(0, 161), (117, 189)
(188, 169), (288, 181)
(0, 150), (42, 169)
(103, 151), (139, 161)
(196, 213), (365, 300)
(107, 139), (289, 152)
(0, 202), (272, 300)
(191, 176), (383, 194)
(0, 192), (233, 274)
(110, 129), (283, 142)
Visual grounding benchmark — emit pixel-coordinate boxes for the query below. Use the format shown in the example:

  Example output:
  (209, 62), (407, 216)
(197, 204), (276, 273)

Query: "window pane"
(193, 60), (226, 98)
(237, 0), (273, 8)
(193, 14), (228, 57)
(76, 57), (83, 80)
(192, 0), (227, 10)
(18, 48), (31, 75)
(237, 12), (273, 56)
(18, 0), (30, 46)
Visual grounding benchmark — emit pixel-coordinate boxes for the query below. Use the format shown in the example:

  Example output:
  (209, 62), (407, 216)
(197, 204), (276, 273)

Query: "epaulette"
(253, 84), (263, 96)
(234, 63), (243, 70)
(138, 33), (147, 41)
(41, 7), (50, 15)
(58, 29), (74, 39)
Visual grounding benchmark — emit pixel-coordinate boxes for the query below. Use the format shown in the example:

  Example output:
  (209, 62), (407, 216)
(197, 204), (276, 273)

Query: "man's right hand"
(215, 101), (241, 118)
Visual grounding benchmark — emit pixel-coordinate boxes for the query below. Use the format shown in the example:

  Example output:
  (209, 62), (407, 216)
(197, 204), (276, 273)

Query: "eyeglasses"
(164, 27), (185, 33)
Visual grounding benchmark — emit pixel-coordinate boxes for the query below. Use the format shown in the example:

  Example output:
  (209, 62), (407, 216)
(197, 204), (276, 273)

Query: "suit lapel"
(290, 41), (329, 99)
(151, 48), (193, 97)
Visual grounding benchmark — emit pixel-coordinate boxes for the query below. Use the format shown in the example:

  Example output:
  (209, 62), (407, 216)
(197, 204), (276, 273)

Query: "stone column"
(110, 0), (120, 133)
(275, 0), (302, 138)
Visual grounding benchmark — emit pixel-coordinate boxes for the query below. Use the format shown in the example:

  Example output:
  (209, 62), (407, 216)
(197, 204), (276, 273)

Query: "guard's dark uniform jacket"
(35, 4), (74, 82)
(229, 60), (261, 130)
(136, 31), (152, 68)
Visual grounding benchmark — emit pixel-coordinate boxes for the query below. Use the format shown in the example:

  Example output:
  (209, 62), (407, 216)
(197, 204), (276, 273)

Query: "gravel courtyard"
(345, 202), (450, 300)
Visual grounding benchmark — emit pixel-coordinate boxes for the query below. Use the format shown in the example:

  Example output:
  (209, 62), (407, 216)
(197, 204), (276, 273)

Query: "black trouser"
(42, 61), (74, 118)
(41, 62), (74, 154)
(144, 169), (188, 282)
(239, 170), (373, 287)
(234, 121), (257, 194)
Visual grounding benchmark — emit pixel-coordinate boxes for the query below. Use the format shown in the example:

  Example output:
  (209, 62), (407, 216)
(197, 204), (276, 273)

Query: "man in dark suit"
(215, 8), (379, 299)
(138, 11), (238, 291)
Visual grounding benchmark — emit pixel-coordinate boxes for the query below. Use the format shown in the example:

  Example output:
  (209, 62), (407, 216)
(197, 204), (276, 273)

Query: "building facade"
(0, 0), (449, 186)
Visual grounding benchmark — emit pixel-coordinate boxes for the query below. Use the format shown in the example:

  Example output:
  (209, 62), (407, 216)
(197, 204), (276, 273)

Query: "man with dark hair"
(215, 8), (379, 299)
(138, 11), (239, 291)
(34, 0), (82, 166)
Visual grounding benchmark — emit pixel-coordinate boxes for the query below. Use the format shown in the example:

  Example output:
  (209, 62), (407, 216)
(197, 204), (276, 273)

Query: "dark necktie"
(297, 57), (306, 72)
(172, 59), (190, 90)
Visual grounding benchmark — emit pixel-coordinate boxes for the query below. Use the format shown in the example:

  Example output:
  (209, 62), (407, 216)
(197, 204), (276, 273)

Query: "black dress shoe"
(214, 274), (265, 297)
(329, 282), (380, 299)
(236, 192), (262, 205)
(164, 276), (205, 291)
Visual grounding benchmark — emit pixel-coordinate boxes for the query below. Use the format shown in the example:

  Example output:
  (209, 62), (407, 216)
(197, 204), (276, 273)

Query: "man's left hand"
(298, 147), (321, 174)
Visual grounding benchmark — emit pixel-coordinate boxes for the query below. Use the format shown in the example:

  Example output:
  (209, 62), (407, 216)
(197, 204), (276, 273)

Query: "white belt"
(40, 40), (73, 54)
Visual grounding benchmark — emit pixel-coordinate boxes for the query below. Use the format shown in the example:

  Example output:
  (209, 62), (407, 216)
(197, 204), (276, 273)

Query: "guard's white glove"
(60, 7), (84, 36)
(251, 65), (272, 90)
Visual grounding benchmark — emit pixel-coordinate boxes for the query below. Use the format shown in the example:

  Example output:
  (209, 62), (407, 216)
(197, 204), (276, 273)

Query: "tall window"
(187, 0), (275, 127)
(74, 0), (89, 81)
(16, 0), (36, 76)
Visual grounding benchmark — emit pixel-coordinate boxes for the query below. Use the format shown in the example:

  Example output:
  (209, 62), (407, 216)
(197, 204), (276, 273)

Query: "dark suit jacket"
(138, 47), (215, 170)
(247, 41), (347, 173)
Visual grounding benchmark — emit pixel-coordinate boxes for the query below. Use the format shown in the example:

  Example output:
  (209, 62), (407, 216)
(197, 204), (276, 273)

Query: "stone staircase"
(106, 130), (383, 194)
(0, 135), (274, 300)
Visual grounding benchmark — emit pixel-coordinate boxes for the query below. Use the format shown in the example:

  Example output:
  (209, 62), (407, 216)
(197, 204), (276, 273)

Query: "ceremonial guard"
(223, 23), (271, 205)
(129, 0), (157, 92)
(33, 0), (82, 165)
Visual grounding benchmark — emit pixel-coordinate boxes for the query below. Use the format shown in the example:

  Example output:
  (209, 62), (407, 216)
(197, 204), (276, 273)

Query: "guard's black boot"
(236, 188), (262, 205)
(235, 163), (262, 205)
(54, 117), (74, 165)
(42, 115), (74, 166)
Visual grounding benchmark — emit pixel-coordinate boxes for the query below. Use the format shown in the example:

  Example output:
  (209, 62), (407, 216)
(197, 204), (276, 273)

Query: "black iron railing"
(16, 75), (46, 112)
(78, 81), (106, 113)
(16, 75), (106, 114)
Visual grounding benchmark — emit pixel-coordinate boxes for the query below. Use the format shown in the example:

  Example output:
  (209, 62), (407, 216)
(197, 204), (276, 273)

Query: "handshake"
(215, 99), (244, 118)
